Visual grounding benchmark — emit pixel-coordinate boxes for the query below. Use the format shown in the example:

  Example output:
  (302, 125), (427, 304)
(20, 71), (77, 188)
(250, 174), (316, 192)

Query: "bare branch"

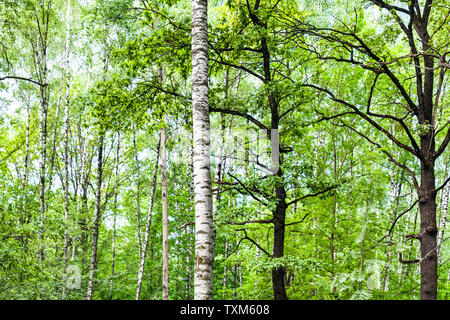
(236, 228), (272, 257)
(228, 219), (273, 225)
(399, 252), (420, 264)
(369, 0), (411, 15)
(337, 120), (420, 191)
(296, 22), (420, 113)
(433, 176), (450, 196)
(0, 142), (26, 164)
(435, 126), (450, 159)
(209, 56), (266, 83)
(286, 185), (337, 207)
(300, 83), (423, 160)
(209, 107), (268, 131)
(285, 212), (310, 226)
(377, 199), (419, 244)
(0, 75), (47, 87)
(228, 172), (268, 205)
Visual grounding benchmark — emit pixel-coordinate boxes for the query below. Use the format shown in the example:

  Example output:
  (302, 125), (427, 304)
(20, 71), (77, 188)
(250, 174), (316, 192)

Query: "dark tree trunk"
(272, 183), (287, 300)
(418, 160), (438, 300)
(251, 2), (289, 299)
(86, 134), (104, 300)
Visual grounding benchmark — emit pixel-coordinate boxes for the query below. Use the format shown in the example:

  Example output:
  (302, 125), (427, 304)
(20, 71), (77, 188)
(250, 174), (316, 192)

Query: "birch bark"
(161, 127), (169, 300)
(191, 0), (214, 300)
(437, 184), (449, 262)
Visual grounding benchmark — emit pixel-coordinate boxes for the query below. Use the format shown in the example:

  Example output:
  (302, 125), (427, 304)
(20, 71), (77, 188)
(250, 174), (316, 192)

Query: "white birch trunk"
(191, 0), (214, 300)
(161, 128), (169, 300)
(437, 184), (449, 262)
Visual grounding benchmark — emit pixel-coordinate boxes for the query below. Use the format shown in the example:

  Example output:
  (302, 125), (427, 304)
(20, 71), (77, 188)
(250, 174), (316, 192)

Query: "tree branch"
(285, 212), (310, 226)
(0, 142), (26, 164)
(300, 83), (423, 160)
(377, 199), (419, 244)
(228, 172), (268, 205)
(433, 176), (450, 196)
(296, 22), (420, 114)
(209, 107), (268, 131)
(0, 75), (47, 87)
(228, 219), (273, 225)
(286, 185), (337, 207)
(209, 57), (266, 83)
(435, 126), (450, 159)
(399, 252), (420, 264)
(236, 228), (272, 257)
(336, 120), (420, 191)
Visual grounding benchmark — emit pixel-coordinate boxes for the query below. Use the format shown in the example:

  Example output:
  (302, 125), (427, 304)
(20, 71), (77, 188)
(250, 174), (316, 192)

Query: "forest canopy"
(0, 0), (449, 300)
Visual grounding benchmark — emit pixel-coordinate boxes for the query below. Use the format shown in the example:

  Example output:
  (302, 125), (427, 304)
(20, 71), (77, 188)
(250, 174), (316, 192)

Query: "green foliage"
(0, 0), (448, 301)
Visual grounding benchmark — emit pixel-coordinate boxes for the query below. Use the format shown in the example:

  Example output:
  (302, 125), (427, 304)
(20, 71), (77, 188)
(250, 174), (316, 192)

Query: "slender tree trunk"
(330, 121), (338, 296)
(222, 238), (228, 297)
(216, 72), (228, 298)
(161, 127), (169, 300)
(417, 42), (438, 299)
(37, 40), (49, 264)
(156, 62), (169, 300)
(135, 135), (161, 300)
(23, 105), (31, 189)
(31, 2), (52, 268)
(86, 133), (104, 300)
(109, 132), (120, 300)
(359, 201), (370, 290)
(22, 102), (31, 224)
(213, 70), (228, 205)
(185, 223), (194, 299)
(191, 0), (215, 300)
(437, 161), (449, 263)
(79, 152), (92, 279)
(437, 185), (449, 258)
(47, 83), (63, 188)
(133, 123), (143, 258)
(61, 0), (71, 299)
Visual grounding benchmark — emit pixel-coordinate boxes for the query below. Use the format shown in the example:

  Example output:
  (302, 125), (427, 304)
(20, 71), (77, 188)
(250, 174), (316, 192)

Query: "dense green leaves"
(0, 0), (448, 300)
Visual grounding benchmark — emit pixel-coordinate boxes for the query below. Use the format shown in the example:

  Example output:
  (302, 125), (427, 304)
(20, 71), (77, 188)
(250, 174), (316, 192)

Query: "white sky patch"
(1, 81), (22, 116)
(104, 212), (129, 230)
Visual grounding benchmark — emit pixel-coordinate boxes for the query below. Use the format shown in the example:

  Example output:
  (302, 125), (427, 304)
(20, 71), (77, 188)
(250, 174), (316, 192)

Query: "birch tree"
(161, 127), (169, 300)
(191, 0), (215, 300)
